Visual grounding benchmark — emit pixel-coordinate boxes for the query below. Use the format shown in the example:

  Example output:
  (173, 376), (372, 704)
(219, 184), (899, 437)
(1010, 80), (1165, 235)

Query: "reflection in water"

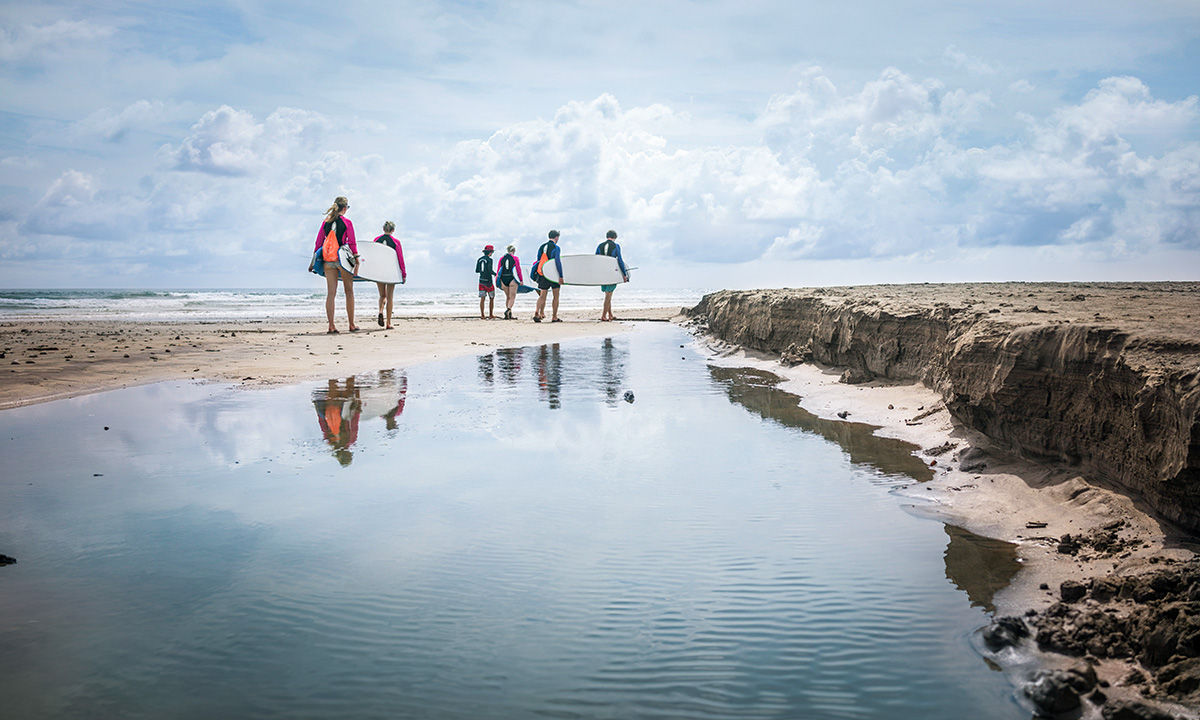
(600, 337), (624, 406)
(478, 353), (495, 385)
(708, 365), (934, 482)
(943, 525), (1021, 614)
(534, 343), (562, 409)
(489, 339), (627, 409)
(313, 378), (362, 466)
(495, 347), (523, 385)
(311, 371), (408, 465)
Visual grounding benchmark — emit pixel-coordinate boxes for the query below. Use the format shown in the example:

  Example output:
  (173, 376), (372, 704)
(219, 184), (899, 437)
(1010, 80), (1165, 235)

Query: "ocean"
(0, 287), (706, 322)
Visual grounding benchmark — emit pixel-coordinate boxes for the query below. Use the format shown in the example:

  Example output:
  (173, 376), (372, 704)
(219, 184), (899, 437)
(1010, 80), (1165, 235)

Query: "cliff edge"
(689, 282), (1200, 534)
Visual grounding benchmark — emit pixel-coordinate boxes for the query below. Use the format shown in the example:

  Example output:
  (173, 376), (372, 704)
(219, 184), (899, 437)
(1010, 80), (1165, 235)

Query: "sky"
(1, 0), (1198, 289)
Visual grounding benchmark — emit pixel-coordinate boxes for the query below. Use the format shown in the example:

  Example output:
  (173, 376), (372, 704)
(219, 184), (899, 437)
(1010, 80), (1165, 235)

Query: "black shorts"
(537, 276), (560, 291)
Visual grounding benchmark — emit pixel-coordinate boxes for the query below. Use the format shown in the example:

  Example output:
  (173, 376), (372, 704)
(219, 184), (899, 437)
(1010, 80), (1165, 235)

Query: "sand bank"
(687, 282), (1200, 717)
(0, 308), (680, 410)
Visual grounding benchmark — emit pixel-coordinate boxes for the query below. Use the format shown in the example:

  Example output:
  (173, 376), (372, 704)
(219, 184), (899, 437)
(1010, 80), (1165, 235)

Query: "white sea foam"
(0, 287), (705, 322)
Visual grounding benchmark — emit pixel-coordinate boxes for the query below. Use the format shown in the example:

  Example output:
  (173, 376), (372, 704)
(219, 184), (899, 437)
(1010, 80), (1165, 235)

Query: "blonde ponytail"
(325, 196), (349, 221)
(383, 221), (395, 234)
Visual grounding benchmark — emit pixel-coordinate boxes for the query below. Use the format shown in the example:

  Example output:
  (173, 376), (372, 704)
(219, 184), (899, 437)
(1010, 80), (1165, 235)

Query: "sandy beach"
(0, 308), (680, 410)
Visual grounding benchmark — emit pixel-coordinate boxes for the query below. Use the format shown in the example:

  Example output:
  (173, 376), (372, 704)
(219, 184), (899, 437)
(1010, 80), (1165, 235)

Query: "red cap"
(484, 244), (494, 251)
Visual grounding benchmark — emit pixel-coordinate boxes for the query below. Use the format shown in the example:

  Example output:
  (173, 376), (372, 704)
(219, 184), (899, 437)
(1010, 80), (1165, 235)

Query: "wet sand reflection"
(708, 365), (934, 482)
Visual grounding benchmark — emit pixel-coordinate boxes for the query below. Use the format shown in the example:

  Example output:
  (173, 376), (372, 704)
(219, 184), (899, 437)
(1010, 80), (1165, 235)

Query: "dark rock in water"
(0, 554), (15, 566)
(623, 391), (635, 404)
(1101, 698), (1180, 720)
(1024, 664), (1096, 715)
(982, 616), (1029, 651)
(1062, 580), (1088, 602)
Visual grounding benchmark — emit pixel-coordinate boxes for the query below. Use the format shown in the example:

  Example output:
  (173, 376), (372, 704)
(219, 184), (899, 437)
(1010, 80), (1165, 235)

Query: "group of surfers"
(309, 196), (629, 333)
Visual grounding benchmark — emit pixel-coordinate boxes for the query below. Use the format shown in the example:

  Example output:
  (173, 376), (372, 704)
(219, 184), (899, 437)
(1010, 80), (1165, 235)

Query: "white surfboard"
(537, 254), (629, 286)
(353, 240), (404, 284)
(337, 245), (356, 274)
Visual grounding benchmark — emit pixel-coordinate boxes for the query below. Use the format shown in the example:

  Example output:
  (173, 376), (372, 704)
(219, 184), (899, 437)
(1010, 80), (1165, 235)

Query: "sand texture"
(0, 309), (679, 410)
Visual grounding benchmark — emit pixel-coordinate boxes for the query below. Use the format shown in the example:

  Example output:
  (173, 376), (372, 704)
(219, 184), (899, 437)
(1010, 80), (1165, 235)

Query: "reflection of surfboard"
(337, 245), (356, 274)
(538, 254), (628, 286)
(359, 385), (402, 420)
(353, 241), (404, 284)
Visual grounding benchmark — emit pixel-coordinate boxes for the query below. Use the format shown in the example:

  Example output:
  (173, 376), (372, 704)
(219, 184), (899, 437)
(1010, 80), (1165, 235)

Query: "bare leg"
(536, 290), (547, 319)
(602, 291), (614, 321)
(342, 269), (357, 330)
(385, 284), (394, 328)
(551, 286), (560, 321)
(488, 294), (495, 318)
(480, 294), (486, 319)
(324, 262), (340, 332)
(505, 282), (517, 311)
(377, 283), (386, 325)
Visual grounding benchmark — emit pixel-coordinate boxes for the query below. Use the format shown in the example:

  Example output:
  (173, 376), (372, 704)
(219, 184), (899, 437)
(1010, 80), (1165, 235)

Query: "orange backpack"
(321, 220), (340, 262)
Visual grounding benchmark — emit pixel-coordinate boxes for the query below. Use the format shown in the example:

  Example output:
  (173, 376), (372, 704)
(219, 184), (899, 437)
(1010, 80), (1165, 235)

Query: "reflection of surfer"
(382, 374), (407, 431)
(479, 353), (495, 385)
(534, 343), (562, 409)
(313, 377), (362, 466)
(496, 347), (523, 386)
(601, 337), (624, 406)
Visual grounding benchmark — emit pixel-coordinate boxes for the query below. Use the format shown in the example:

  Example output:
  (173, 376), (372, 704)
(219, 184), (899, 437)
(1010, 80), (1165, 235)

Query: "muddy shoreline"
(687, 282), (1200, 719)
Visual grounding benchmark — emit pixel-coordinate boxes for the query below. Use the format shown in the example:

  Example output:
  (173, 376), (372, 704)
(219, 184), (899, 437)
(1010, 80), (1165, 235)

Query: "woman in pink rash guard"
(311, 195), (360, 333)
(497, 244), (523, 319)
(373, 221), (407, 329)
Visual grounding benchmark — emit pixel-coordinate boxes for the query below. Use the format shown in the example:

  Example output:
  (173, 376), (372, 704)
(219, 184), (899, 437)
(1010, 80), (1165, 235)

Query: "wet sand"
(0, 309), (680, 410)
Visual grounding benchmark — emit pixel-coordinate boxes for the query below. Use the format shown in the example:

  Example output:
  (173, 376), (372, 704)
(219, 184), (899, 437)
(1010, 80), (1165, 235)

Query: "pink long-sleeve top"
(499, 252), (523, 283)
(373, 234), (407, 278)
(313, 216), (358, 255)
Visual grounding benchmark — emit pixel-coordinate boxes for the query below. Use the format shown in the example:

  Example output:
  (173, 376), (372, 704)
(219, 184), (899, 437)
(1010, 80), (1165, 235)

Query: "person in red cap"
(475, 244), (497, 319)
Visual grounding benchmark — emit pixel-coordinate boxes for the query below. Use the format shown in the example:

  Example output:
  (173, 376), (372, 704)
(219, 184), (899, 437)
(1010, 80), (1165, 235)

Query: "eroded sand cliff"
(689, 282), (1200, 533)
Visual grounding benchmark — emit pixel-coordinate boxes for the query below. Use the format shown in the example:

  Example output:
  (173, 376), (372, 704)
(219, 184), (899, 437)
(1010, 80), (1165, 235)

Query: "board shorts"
(600, 284), (616, 293)
(478, 284), (495, 298)
(538, 276), (560, 291)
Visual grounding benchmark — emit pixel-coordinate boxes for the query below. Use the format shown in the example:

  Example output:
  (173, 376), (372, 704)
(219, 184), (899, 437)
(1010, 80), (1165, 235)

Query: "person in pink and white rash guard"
(310, 196), (360, 334)
(372, 221), (406, 329)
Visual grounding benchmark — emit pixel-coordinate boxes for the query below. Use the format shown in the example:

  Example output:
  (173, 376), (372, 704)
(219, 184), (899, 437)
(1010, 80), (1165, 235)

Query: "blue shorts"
(600, 284), (616, 293)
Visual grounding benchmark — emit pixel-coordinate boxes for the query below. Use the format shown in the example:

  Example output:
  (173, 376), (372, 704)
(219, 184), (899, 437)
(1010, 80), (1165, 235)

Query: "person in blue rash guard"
(595, 229), (628, 322)
(532, 230), (564, 323)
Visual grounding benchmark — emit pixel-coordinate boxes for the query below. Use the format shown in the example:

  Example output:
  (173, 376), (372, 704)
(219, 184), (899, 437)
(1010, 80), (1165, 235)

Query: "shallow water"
(0, 325), (1025, 719)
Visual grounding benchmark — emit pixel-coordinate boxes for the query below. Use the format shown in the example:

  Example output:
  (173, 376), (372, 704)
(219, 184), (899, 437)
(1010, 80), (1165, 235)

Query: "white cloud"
(71, 100), (167, 142)
(0, 19), (114, 62)
(944, 45), (996, 75)
(161, 105), (330, 176)
(5, 69), (1199, 286)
